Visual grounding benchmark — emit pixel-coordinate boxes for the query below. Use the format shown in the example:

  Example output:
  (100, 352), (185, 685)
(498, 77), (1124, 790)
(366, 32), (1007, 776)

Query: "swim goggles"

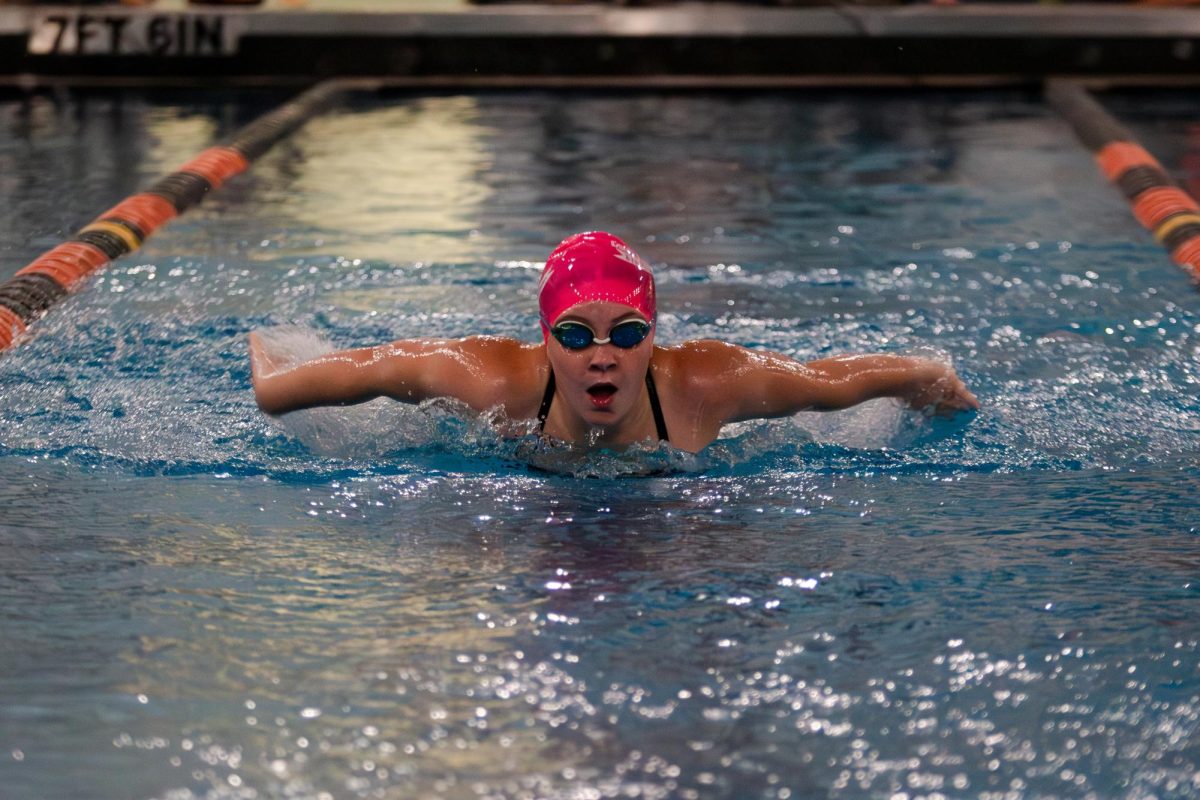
(549, 319), (653, 350)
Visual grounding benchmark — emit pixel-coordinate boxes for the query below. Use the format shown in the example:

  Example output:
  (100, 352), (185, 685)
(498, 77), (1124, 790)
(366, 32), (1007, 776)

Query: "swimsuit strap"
(646, 369), (670, 443)
(537, 368), (671, 443)
(537, 370), (556, 432)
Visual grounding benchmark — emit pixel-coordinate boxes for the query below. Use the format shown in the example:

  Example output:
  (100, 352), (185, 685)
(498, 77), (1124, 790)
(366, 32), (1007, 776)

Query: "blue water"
(1, 89), (1198, 799)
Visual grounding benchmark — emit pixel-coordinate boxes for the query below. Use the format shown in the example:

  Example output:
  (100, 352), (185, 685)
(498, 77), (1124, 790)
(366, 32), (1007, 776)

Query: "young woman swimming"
(249, 231), (979, 454)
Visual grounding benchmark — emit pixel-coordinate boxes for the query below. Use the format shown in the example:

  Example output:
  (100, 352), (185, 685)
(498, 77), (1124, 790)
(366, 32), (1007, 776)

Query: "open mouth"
(587, 383), (618, 407)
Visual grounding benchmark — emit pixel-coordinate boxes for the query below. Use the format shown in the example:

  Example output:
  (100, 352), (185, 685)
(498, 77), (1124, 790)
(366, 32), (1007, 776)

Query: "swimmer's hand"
(250, 330), (327, 414)
(904, 362), (979, 417)
(247, 331), (281, 379)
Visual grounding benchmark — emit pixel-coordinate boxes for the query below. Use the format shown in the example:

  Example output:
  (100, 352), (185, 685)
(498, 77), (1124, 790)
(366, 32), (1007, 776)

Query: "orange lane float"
(0, 81), (349, 353)
(178, 147), (251, 189)
(1169, 237), (1200, 280)
(0, 305), (25, 351)
(1048, 79), (1200, 284)
(1096, 141), (1163, 182)
(1130, 186), (1200, 232)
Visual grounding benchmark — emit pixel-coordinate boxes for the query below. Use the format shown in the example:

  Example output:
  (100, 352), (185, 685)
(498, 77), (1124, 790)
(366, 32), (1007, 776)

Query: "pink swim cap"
(538, 231), (656, 338)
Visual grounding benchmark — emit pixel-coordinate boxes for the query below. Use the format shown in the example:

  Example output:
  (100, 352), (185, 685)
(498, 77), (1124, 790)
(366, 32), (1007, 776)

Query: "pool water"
(1, 89), (1198, 799)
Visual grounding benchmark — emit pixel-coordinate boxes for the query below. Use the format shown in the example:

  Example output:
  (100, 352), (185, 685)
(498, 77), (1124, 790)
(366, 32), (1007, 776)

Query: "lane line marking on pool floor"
(0, 78), (374, 353)
(1047, 79), (1200, 283)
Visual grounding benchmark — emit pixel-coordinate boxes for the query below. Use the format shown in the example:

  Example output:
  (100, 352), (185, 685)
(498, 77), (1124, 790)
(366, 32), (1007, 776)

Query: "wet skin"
(249, 302), (979, 454)
(541, 302), (660, 449)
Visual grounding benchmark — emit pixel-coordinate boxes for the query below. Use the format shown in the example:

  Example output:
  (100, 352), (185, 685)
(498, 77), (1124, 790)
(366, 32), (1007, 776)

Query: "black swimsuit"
(537, 370), (670, 443)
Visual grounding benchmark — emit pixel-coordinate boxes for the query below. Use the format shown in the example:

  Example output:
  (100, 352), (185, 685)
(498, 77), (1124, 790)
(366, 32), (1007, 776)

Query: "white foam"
(251, 325), (336, 371)
(252, 326), (422, 457)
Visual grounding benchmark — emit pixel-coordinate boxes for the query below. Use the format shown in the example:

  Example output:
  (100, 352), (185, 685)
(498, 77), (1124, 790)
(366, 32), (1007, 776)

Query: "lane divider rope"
(0, 79), (356, 352)
(1046, 79), (1200, 282)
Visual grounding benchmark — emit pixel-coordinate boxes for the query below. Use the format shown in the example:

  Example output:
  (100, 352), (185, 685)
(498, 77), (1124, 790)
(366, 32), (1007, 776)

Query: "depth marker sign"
(29, 12), (243, 57)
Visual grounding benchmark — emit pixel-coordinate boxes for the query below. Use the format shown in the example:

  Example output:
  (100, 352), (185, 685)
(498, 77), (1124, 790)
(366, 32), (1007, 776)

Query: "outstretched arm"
(682, 342), (979, 424)
(249, 332), (531, 416)
(796, 353), (978, 416)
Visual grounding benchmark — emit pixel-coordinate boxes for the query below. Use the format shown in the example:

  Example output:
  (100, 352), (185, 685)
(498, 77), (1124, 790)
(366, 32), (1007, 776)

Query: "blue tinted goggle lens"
(551, 320), (651, 350)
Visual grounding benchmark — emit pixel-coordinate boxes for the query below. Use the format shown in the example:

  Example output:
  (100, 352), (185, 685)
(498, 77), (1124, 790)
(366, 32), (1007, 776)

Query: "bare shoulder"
(653, 339), (765, 389)
(443, 335), (548, 416)
(651, 339), (756, 412)
(652, 339), (821, 429)
(450, 335), (542, 363)
(644, 340), (766, 447)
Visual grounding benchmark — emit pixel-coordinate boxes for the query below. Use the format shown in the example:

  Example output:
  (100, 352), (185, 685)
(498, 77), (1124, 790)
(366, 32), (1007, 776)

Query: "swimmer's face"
(545, 301), (655, 437)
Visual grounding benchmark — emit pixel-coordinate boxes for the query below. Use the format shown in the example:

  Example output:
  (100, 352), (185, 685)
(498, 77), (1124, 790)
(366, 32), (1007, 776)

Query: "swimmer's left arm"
(690, 343), (979, 423)
(760, 352), (979, 418)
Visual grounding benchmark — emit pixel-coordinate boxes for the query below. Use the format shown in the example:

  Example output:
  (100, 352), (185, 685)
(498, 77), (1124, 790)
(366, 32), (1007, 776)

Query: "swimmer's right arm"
(249, 332), (523, 415)
(250, 332), (386, 414)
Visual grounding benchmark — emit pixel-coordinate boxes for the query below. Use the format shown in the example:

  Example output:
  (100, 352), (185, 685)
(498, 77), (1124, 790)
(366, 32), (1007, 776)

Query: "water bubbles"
(941, 247), (975, 260)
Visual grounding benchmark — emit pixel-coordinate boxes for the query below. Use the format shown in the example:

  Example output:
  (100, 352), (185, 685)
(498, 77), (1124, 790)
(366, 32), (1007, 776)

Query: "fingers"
(247, 331), (280, 380)
(956, 383), (981, 410)
(907, 366), (979, 417)
(930, 374), (979, 416)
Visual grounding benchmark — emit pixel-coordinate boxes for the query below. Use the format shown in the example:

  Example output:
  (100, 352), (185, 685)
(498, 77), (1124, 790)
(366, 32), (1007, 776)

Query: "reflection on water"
(0, 91), (1199, 799)
(261, 99), (492, 264)
(3, 465), (1197, 799)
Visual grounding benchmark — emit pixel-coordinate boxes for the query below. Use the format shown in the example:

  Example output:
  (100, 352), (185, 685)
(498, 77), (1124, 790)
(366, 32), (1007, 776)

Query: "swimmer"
(249, 231), (979, 453)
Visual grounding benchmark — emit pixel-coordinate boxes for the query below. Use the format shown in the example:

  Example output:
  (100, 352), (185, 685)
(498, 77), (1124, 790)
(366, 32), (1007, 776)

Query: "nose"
(587, 343), (618, 371)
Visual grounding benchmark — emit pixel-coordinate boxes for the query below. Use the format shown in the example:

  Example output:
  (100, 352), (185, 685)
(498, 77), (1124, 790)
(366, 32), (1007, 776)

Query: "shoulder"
(439, 334), (546, 378)
(377, 335), (547, 415)
(452, 335), (549, 416)
(450, 335), (541, 362)
(645, 340), (763, 447)
(652, 339), (817, 425)
(650, 339), (755, 411)
(653, 339), (756, 387)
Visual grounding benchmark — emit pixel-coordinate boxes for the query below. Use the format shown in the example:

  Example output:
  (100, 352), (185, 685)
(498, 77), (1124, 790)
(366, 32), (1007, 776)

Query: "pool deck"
(3, 0), (1200, 87)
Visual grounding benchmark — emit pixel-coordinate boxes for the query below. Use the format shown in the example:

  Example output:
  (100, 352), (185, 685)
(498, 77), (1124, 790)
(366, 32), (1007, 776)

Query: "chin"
(581, 409), (618, 427)
(580, 402), (632, 429)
